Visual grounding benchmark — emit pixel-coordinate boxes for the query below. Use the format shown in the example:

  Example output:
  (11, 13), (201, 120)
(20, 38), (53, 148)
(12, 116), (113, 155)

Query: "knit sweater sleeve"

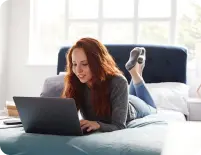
(98, 75), (129, 132)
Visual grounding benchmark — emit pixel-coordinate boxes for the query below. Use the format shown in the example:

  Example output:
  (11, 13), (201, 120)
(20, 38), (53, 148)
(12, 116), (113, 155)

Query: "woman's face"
(72, 48), (93, 87)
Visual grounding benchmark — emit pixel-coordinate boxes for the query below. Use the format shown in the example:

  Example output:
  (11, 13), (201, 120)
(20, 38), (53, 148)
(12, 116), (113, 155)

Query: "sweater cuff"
(97, 121), (104, 131)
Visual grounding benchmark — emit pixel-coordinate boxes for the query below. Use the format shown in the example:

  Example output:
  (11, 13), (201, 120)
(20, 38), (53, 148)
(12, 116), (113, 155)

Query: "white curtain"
(195, 41), (201, 97)
(0, 1), (9, 110)
(187, 41), (201, 98)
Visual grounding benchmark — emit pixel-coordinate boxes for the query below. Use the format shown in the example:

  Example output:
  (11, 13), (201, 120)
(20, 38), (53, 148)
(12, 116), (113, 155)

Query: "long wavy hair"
(61, 38), (122, 117)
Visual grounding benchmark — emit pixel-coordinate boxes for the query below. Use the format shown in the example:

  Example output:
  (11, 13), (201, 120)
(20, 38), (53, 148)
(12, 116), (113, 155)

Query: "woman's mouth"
(78, 75), (85, 79)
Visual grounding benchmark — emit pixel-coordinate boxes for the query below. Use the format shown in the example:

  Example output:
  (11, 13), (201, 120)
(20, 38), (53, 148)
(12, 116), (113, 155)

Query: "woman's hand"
(80, 120), (100, 132)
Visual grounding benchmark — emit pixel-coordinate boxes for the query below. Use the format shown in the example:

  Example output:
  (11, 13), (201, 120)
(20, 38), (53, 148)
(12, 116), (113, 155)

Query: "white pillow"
(146, 82), (189, 115)
(59, 72), (66, 75)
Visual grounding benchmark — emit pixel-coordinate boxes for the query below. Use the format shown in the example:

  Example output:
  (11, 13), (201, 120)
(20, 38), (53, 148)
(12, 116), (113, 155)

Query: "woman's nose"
(76, 65), (83, 73)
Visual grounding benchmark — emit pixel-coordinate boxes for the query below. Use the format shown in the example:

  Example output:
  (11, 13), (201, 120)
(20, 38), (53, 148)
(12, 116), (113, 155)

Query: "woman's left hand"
(80, 120), (100, 132)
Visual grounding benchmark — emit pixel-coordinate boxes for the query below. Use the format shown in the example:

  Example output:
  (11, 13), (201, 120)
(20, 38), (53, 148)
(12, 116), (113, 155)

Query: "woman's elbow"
(115, 124), (127, 130)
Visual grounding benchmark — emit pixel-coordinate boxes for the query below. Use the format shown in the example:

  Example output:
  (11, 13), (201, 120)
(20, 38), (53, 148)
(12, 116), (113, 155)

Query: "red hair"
(61, 38), (122, 116)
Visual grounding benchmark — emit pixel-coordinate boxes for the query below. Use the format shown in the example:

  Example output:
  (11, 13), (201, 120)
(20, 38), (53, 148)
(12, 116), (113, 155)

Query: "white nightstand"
(188, 98), (201, 121)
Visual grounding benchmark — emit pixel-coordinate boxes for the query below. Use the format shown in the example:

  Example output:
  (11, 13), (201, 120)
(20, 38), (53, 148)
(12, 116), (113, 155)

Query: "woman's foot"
(138, 47), (146, 76)
(125, 47), (146, 76)
(125, 47), (141, 71)
(138, 47), (146, 64)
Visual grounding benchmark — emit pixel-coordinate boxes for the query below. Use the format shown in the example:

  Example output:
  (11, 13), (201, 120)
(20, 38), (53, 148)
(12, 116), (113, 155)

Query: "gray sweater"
(40, 74), (136, 132)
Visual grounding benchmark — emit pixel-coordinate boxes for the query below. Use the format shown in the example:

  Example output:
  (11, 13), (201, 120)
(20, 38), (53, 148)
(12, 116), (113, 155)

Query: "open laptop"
(13, 96), (84, 136)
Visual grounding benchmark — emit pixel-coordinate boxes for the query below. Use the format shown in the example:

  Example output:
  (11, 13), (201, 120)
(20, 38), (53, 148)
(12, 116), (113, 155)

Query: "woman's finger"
(87, 126), (94, 132)
(80, 120), (88, 126)
(81, 123), (90, 130)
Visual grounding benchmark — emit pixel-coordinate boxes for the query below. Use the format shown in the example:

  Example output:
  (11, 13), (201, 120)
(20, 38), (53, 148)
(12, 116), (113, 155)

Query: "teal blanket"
(0, 110), (185, 155)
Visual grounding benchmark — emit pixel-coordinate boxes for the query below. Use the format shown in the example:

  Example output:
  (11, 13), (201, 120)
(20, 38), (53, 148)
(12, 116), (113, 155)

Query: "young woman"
(61, 37), (156, 133)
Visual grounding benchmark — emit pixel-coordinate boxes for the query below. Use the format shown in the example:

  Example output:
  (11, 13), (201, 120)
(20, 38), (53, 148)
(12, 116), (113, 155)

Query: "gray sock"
(125, 47), (141, 71)
(138, 47), (146, 75)
(137, 47), (146, 64)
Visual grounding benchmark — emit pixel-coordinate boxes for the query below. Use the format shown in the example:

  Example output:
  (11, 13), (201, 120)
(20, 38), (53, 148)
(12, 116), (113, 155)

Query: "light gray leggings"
(129, 80), (157, 118)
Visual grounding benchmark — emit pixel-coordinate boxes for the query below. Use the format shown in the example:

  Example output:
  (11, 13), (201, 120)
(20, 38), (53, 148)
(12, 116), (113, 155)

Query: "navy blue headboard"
(57, 44), (187, 84)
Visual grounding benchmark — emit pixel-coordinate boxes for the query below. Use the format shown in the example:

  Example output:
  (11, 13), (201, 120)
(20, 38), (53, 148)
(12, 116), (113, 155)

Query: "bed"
(0, 44), (188, 155)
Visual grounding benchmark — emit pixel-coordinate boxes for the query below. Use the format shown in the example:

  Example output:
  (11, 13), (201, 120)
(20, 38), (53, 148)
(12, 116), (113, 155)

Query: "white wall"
(0, 1), (9, 109)
(6, 0), (56, 104)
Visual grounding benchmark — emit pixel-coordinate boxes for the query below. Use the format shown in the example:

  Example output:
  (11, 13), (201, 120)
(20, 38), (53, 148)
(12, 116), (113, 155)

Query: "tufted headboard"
(57, 44), (187, 84)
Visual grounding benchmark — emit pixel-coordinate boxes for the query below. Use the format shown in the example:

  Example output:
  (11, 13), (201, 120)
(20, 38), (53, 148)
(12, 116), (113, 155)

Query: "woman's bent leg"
(129, 80), (136, 96)
(133, 81), (156, 108)
(126, 47), (156, 109)
(129, 95), (156, 118)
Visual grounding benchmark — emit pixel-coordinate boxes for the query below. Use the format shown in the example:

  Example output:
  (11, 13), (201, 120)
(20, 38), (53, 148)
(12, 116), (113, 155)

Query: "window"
(29, 0), (65, 65)
(29, 0), (174, 65)
(29, 0), (201, 97)
(138, 21), (169, 44)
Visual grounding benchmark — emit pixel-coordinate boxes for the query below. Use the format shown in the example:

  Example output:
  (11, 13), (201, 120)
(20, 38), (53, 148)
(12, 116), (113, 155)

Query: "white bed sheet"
(152, 109), (186, 121)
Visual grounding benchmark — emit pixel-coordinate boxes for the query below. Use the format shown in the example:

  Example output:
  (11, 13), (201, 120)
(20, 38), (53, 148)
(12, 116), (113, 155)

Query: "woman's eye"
(72, 64), (77, 67)
(82, 64), (88, 66)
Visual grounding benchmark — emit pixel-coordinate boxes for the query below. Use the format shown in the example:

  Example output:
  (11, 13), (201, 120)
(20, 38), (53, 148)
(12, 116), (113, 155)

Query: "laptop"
(13, 96), (84, 136)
